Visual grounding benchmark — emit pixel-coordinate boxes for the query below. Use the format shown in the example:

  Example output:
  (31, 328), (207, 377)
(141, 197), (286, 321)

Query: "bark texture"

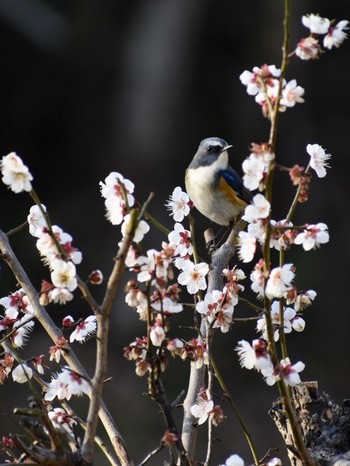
(270, 382), (350, 466)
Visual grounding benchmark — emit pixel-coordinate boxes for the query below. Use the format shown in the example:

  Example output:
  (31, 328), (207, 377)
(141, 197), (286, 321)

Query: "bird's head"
(188, 137), (232, 170)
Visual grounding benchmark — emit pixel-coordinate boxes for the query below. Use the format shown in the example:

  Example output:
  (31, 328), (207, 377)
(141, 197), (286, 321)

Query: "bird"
(185, 137), (252, 226)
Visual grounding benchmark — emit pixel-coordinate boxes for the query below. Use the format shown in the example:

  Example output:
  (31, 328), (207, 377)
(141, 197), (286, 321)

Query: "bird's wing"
(219, 167), (253, 204)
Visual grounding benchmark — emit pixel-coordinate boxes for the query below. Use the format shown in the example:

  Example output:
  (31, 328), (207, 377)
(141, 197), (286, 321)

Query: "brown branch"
(181, 219), (246, 461)
(80, 208), (139, 465)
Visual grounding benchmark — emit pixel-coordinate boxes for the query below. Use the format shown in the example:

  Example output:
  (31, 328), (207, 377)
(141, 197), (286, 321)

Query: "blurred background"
(0, 0), (349, 464)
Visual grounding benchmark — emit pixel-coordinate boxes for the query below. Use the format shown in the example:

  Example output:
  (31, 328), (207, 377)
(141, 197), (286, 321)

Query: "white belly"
(185, 166), (242, 225)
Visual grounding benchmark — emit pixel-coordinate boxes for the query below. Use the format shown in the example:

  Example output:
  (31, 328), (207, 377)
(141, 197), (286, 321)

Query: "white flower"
(267, 458), (282, 466)
(236, 339), (272, 371)
(307, 144), (331, 178)
(257, 301), (302, 341)
(151, 297), (183, 314)
(168, 223), (193, 257)
(166, 186), (190, 222)
(121, 214), (150, 243)
(222, 454), (245, 466)
(302, 14), (330, 34)
(250, 261), (265, 298)
(296, 36), (321, 60)
(70, 316), (97, 343)
(265, 264), (295, 299)
(50, 259), (77, 292)
(27, 204), (47, 237)
(150, 324), (165, 346)
(324, 20), (349, 49)
(238, 231), (256, 263)
(100, 172), (135, 225)
(12, 364), (33, 383)
(177, 261), (209, 294)
(48, 408), (77, 434)
(190, 391), (214, 425)
(263, 357), (305, 387)
(242, 193), (270, 223)
(294, 223), (329, 250)
(292, 289), (317, 311)
(242, 154), (266, 190)
(196, 290), (234, 333)
(239, 65), (281, 96)
(49, 287), (74, 305)
(11, 320), (35, 348)
(292, 316), (306, 332)
(44, 367), (90, 401)
(1, 152), (33, 193)
(280, 79), (305, 107)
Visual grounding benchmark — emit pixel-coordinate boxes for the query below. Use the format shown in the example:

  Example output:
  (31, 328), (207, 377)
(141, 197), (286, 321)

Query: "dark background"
(0, 0), (349, 464)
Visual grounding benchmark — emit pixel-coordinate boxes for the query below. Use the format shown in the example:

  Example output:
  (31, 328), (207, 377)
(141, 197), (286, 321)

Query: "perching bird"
(185, 137), (252, 226)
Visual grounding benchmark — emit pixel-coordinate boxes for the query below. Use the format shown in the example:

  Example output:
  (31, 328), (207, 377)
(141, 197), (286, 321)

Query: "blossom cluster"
(0, 153), (98, 411)
(123, 184), (250, 383)
(240, 64), (305, 118)
(296, 14), (348, 60)
(240, 14), (347, 119)
(26, 204), (82, 306)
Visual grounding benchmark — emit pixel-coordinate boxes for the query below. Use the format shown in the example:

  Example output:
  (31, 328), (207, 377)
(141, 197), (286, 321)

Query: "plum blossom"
(286, 289), (317, 311)
(48, 408), (77, 434)
(151, 296), (183, 315)
(168, 223), (193, 257)
(307, 143), (331, 178)
(177, 260), (209, 294)
(324, 20), (349, 49)
(242, 154), (266, 191)
(0, 152), (33, 193)
(100, 172), (135, 225)
(49, 336), (69, 363)
(50, 259), (77, 292)
(196, 289), (234, 333)
(302, 14), (330, 34)
(36, 225), (82, 266)
(296, 36), (321, 60)
(190, 389), (214, 425)
(265, 264), (295, 299)
(12, 364), (33, 383)
(27, 204), (47, 237)
(166, 186), (191, 222)
(294, 223), (329, 250)
(250, 260), (265, 298)
(70, 316), (97, 343)
(150, 316), (166, 346)
(11, 319), (35, 348)
(121, 214), (150, 243)
(220, 454), (245, 466)
(262, 357), (305, 386)
(136, 247), (173, 283)
(239, 64), (281, 96)
(257, 301), (305, 341)
(45, 367), (90, 401)
(238, 231), (256, 263)
(222, 266), (245, 299)
(242, 193), (270, 223)
(235, 339), (272, 371)
(280, 79), (305, 107)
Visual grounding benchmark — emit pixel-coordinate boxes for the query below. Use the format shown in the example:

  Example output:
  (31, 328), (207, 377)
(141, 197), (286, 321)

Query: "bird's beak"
(223, 144), (233, 151)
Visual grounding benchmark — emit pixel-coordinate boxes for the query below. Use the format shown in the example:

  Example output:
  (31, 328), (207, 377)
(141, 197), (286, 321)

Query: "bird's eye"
(207, 144), (220, 153)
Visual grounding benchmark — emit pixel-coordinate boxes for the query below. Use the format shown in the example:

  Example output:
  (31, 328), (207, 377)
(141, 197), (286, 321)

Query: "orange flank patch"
(218, 177), (247, 208)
